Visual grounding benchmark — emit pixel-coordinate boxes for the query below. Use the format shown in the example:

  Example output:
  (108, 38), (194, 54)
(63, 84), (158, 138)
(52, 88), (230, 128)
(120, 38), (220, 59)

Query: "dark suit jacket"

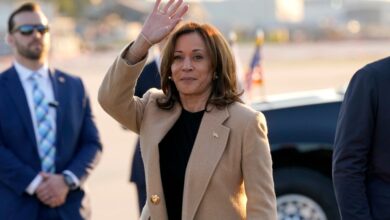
(0, 66), (102, 220)
(333, 57), (390, 220)
(130, 60), (160, 186)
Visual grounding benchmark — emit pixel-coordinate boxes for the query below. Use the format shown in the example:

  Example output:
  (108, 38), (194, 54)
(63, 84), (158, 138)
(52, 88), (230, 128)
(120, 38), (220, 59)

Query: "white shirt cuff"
(63, 170), (80, 187)
(25, 174), (43, 195)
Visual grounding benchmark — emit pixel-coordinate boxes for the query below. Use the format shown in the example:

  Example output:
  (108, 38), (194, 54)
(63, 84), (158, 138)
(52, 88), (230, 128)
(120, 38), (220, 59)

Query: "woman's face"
(171, 32), (213, 101)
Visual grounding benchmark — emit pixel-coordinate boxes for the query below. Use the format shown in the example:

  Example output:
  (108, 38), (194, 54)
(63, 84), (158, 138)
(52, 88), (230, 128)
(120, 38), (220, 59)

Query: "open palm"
(141, 0), (189, 45)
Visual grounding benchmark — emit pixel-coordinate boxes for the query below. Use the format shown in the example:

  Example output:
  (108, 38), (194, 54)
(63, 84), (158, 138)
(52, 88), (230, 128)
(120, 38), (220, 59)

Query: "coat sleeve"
(242, 112), (277, 220)
(98, 45), (149, 134)
(332, 67), (377, 220)
(0, 134), (37, 195)
(65, 79), (103, 182)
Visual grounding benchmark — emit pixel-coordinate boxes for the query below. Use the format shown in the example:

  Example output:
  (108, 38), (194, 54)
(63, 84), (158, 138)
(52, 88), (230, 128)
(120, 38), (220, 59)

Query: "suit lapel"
(3, 67), (36, 146)
(182, 106), (230, 220)
(49, 70), (65, 155)
(49, 69), (70, 167)
(144, 102), (182, 219)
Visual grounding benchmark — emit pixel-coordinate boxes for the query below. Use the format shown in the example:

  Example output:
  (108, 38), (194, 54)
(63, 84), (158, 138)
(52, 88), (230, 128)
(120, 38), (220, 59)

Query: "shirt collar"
(13, 61), (50, 82)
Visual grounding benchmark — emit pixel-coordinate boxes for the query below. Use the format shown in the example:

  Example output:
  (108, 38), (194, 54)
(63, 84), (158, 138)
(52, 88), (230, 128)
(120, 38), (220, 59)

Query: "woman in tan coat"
(98, 0), (276, 219)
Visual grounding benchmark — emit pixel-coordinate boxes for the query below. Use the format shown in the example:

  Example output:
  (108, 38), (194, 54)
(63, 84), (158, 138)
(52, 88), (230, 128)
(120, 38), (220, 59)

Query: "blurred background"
(2, 0), (390, 55)
(1, 0), (390, 219)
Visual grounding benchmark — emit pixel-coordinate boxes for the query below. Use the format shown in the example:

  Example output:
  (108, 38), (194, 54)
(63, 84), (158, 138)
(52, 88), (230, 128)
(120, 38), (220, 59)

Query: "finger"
(48, 199), (59, 208)
(47, 195), (64, 208)
(54, 199), (65, 208)
(168, 0), (183, 17)
(50, 195), (61, 205)
(35, 185), (44, 194)
(37, 185), (56, 202)
(56, 198), (66, 207)
(167, 19), (182, 33)
(171, 4), (189, 20)
(153, 0), (163, 13)
(38, 193), (52, 204)
(40, 172), (50, 180)
(162, 0), (175, 13)
(37, 190), (51, 200)
(36, 186), (50, 197)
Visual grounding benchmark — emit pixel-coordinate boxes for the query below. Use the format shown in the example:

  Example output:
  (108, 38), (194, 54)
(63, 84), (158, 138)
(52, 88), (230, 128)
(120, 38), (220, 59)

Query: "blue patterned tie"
(30, 72), (56, 173)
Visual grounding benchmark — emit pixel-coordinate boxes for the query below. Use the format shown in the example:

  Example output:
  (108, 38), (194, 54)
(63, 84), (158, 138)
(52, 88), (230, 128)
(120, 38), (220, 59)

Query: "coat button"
(150, 195), (160, 205)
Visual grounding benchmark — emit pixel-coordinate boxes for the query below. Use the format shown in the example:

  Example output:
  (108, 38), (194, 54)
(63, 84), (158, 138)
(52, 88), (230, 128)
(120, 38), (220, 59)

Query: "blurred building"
(343, 0), (390, 39)
(2, 0), (390, 56)
(0, 2), (14, 55)
(81, 0), (150, 50)
(200, 0), (390, 41)
(85, 0), (150, 22)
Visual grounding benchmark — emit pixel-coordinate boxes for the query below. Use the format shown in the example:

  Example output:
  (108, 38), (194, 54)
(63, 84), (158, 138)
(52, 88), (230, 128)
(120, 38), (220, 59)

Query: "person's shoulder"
(228, 102), (262, 121)
(346, 57), (390, 96)
(225, 102), (267, 132)
(53, 69), (79, 80)
(358, 56), (390, 79)
(229, 101), (257, 113)
(366, 56), (390, 69)
(52, 69), (88, 88)
(0, 66), (18, 84)
(0, 66), (15, 77)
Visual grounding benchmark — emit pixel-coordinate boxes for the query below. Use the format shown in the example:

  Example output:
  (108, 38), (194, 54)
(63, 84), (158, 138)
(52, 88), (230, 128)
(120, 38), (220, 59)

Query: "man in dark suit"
(130, 55), (161, 213)
(0, 3), (102, 220)
(333, 57), (390, 219)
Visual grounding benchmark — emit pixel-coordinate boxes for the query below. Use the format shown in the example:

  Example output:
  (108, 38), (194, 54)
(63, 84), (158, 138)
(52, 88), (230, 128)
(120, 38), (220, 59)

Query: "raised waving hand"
(127, 0), (188, 63)
(143, 0), (188, 44)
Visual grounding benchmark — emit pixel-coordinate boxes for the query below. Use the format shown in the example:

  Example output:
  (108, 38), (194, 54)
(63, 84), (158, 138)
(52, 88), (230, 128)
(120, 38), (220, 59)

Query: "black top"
(159, 109), (205, 220)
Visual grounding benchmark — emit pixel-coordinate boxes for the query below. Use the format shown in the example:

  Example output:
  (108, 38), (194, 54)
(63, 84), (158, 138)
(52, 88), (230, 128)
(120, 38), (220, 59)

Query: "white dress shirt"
(14, 61), (56, 144)
(13, 61), (79, 194)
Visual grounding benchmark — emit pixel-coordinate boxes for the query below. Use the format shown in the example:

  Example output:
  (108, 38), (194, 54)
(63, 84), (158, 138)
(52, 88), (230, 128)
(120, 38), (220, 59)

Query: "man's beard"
(16, 40), (47, 60)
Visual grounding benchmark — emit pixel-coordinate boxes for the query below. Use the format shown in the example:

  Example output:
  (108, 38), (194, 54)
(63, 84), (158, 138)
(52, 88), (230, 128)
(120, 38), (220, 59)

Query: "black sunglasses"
(12, 24), (49, 36)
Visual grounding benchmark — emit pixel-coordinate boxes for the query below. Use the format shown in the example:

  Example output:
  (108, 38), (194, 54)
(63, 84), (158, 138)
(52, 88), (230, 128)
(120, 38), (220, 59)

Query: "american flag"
(245, 30), (264, 100)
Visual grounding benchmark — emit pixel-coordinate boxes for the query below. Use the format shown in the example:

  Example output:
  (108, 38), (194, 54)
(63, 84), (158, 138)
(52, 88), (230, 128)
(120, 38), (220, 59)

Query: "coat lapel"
(182, 106), (230, 220)
(49, 69), (66, 160)
(143, 101), (182, 219)
(3, 67), (36, 146)
(49, 69), (70, 167)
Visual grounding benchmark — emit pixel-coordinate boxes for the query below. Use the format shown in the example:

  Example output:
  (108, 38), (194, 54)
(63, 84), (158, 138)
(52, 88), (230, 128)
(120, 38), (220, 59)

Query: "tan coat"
(98, 48), (277, 220)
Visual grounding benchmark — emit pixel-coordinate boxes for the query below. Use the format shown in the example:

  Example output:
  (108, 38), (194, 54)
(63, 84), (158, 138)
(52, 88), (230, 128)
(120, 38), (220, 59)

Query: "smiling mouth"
(180, 77), (196, 81)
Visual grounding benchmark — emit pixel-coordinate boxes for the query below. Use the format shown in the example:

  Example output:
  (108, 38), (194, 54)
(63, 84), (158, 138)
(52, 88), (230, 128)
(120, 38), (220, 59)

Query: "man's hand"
(36, 172), (69, 207)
